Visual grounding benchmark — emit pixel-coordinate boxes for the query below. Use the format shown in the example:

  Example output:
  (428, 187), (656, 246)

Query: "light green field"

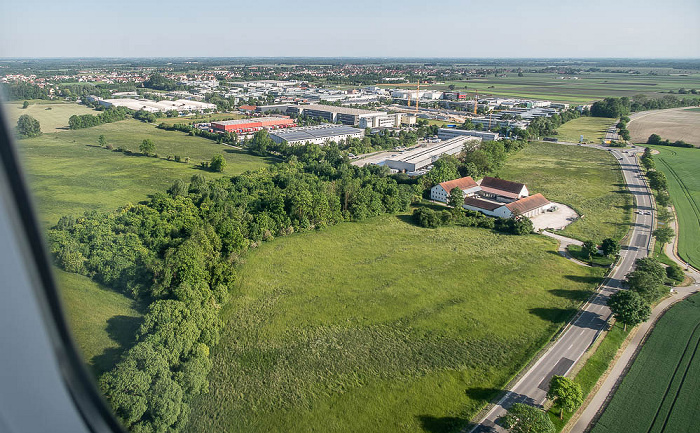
(649, 146), (700, 269)
(385, 73), (700, 104)
(17, 119), (274, 226)
(498, 142), (632, 242)
(591, 293), (700, 433)
(57, 268), (142, 376)
(555, 117), (614, 144)
(6, 101), (96, 132)
(188, 214), (604, 433)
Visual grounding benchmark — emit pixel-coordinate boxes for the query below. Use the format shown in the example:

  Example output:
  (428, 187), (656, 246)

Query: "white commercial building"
(268, 124), (364, 146)
(97, 98), (216, 113)
(437, 128), (500, 141)
(383, 136), (480, 172)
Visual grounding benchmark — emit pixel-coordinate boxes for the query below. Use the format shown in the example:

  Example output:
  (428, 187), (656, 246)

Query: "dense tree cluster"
(412, 206), (534, 235)
(142, 73), (182, 91)
(157, 122), (238, 145)
(501, 403), (555, 433)
(607, 290), (650, 331)
(625, 257), (667, 303)
(15, 114), (42, 138)
(641, 148), (672, 207)
(647, 133), (695, 148)
(68, 107), (132, 129)
(591, 95), (700, 118)
(48, 146), (422, 431)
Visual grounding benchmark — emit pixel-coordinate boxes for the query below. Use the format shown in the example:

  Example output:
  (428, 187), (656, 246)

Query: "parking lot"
(531, 202), (579, 231)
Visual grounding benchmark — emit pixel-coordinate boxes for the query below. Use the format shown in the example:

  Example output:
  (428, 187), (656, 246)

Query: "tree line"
(48, 144), (419, 432)
(647, 133), (695, 148)
(591, 95), (700, 118)
(68, 106), (132, 129)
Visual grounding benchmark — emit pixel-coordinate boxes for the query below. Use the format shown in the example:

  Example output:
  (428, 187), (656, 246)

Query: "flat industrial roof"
(294, 104), (386, 116)
(212, 117), (290, 126)
(270, 125), (363, 142)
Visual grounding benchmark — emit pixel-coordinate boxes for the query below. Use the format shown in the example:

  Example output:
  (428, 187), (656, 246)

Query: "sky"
(1, 0), (698, 58)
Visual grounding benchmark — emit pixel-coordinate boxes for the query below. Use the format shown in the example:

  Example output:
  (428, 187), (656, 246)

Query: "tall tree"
(653, 227), (674, 246)
(607, 290), (651, 331)
(210, 154), (226, 172)
(140, 139), (155, 156)
(582, 240), (597, 261)
(601, 238), (620, 257)
(448, 186), (463, 208)
(501, 403), (555, 433)
(547, 376), (583, 419)
(16, 114), (42, 138)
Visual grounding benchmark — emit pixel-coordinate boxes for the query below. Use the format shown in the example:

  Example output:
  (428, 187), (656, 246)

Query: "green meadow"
(17, 119), (274, 227)
(188, 214), (604, 433)
(498, 141), (633, 243)
(649, 145), (700, 269)
(555, 117), (614, 144)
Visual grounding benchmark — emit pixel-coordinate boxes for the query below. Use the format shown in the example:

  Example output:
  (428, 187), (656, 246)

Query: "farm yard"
(498, 141), (632, 242)
(649, 145), (700, 269)
(591, 293), (700, 433)
(17, 119), (274, 227)
(188, 214), (604, 433)
(628, 107), (700, 146)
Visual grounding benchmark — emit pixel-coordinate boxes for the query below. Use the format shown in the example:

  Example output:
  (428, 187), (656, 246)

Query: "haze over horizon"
(1, 0), (699, 59)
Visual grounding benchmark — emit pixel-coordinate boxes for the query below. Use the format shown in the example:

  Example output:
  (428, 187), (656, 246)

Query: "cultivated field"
(17, 119), (274, 226)
(57, 269), (142, 375)
(649, 145), (700, 269)
(6, 100), (96, 132)
(498, 142), (632, 242)
(188, 214), (604, 433)
(554, 117), (614, 143)
(383, 73), (700, 104)
(591, 293), (700, 433)
(628, 107), (700, 146)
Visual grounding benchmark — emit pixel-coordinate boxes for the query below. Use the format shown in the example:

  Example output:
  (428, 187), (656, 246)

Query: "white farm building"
(430, 176), (480, 203)
(463, 193), (552, 218)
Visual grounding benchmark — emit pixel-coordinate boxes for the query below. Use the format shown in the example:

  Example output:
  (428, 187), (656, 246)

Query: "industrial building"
(437, 128), (500, 141)
(211, 117), (295, 134)
(358, 113), (402, 128)
(97, 98), (217, 113)
(383, 136), (480, 173)
(268, 124), (364, 146)
(286, 104), (388, 126)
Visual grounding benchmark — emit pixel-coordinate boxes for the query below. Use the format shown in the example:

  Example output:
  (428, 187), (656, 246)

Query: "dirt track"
(628, 107), (700, 146)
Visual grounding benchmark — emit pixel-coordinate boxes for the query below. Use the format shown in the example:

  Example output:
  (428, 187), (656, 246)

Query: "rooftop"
(439, 176), (478, 192)
(212, 117), (290, 126)
(506, 193), (550, 215)
(463, 197), (504, 212)
(270, 124), (363, 142)
(480, 176), (526, 195)
(296, 104), (386, 116)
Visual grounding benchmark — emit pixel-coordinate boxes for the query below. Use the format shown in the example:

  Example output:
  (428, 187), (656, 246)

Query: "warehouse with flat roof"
(383, 136), (481, 172)
(268, 124), (364, 146)
(211, 116), (295, 133)
(437, 128), (500, 141)
(287, 104), (387, 126)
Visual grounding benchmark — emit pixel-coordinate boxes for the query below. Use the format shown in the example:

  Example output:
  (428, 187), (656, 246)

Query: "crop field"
(57, 268), (142, 376)
(498, 142), (632, 242)
(628, 107), (700, 146)
(384, 73), (700, 104)
(554, 117), (614, 144)
(17, 119), (274, 226)
(591, 293), (700, 433)
(649, 146), (700, 269)
(188, 214), (604, 433)
(6, 101), (97, 132)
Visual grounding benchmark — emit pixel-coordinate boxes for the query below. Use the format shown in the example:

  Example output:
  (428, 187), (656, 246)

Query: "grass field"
(498, 142), (632, 242)
(17, 119), (274, 226)
(6, 100), (97, 132)
(591, 293), (700, 433)
(383, 73), (700, 104)
(57, 268), (142, 375)
(555, 117), (614, 144)
(628, 108), (700, 146)
(188, 214), (604, 433)
(648, 146), (700, 269)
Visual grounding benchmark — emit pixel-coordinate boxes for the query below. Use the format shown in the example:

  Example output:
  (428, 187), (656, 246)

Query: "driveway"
(531, 202), (578, 231)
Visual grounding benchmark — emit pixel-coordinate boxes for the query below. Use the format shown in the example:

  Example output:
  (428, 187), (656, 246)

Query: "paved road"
(468, 143), (654, 432)
(569, 205), (700, 433)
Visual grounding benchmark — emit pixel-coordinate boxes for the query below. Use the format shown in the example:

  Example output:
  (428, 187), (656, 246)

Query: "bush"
(666, 263), (684, 283)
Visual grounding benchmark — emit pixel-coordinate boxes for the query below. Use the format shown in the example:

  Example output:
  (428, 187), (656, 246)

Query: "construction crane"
(401, 81), (422, 114)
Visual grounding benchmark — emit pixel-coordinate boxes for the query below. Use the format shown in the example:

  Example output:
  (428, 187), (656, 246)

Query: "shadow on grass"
(90, 314), (142, 375)
(396, 213), (419, 226)
(465, 387), (501, 402)
(417, 415), (467, 433)
(549, 288), (592, 302)
(528, 307), (578, 324)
